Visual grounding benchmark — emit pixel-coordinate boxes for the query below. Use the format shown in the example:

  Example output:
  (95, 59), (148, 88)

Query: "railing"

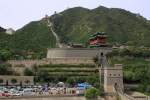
(115, 85), (135, 100)
(123, 93), (135, 100)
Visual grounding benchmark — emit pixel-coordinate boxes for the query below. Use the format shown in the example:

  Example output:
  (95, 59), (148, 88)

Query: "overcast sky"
(0, 0), (149, 30)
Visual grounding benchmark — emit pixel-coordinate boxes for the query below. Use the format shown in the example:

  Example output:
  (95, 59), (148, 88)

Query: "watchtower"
(104, 64), (124, 93)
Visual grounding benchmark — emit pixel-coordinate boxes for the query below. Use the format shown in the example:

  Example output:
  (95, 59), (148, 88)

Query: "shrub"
(37, 70), (50, 82)
(24, 68), (34, 76)
(84, 87), (99, 100)
(86, 76), (98, 85)
(0, 63), (13, 75)
(66, 77), (75, 85)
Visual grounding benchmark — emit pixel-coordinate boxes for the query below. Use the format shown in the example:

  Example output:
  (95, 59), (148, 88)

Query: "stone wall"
(47, 48), (112, 59)
(8, 48), (112, 67)
(7, 60), (48, 68)
(7, 48), (112, 75)
(7, 58), (95, 75)
(7, 58), (94, 68)
(0, 76), (34, 86)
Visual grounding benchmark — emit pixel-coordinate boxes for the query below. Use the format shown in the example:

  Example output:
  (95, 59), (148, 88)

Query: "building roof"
(90, 32), (107, 37)
(90, 32), (107, 40)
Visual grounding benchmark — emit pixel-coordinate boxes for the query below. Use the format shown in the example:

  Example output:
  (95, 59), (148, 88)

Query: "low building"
(0, 76), (34, 86)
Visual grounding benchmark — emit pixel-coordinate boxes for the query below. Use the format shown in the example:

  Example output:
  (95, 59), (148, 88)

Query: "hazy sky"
(0, 0), (149, 30)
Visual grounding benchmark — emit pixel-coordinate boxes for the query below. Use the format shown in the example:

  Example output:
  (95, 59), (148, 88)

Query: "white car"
(22, 88), (35, 96)
(10, 91), (21, 96)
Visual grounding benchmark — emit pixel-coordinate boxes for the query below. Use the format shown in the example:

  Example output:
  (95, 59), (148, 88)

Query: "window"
(11, 78), (17, 84)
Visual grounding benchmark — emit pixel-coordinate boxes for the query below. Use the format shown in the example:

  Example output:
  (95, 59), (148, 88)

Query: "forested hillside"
(1, 6), (150, 55)
(52, 6), (150, 46)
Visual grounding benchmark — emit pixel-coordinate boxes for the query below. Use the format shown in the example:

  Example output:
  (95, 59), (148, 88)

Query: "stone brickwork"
(104, 64), (124, 93)
(47, 48), (112, 59)
(7, 48), (112, 68)
(0, 76), (34, 86)
(7, 58), (95, 75)
(7, 58), (94, 68)
(7, 60), (48, 68)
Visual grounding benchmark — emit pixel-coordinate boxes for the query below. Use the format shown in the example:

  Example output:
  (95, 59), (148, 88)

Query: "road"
(5, 96), (86, 100)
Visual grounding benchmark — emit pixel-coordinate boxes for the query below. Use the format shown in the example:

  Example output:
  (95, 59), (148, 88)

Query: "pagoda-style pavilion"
(89, 32), (108, 48)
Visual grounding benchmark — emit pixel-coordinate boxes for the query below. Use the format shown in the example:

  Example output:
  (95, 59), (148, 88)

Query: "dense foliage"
(84, 88), (99, 100)
(107, 47), (150, 58)
(0, 49), (12, 61)
(24, 68), (34, 76)
(0, 63), (13, 75)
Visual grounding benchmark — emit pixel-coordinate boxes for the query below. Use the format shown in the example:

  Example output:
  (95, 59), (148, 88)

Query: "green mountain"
(1, 6), (150, 54)
(52, 6), (150, 46)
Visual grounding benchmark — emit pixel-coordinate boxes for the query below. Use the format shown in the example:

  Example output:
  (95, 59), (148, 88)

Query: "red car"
(0, 93), (2, 96)
(2, 91), (12, 97)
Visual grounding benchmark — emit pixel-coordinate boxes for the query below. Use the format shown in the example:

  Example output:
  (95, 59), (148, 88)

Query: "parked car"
(22, 88), (35, 96)
(10, 91), (22, 96)
(2, 91), (12, 97)
(0, 90), (3, 96)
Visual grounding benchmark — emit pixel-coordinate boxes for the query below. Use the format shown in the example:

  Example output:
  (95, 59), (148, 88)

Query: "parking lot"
(0, 86), (79, 97)
(0, 82), (91, 98)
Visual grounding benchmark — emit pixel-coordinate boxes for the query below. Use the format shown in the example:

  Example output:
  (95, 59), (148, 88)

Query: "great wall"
(8, 48), (111, 66)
